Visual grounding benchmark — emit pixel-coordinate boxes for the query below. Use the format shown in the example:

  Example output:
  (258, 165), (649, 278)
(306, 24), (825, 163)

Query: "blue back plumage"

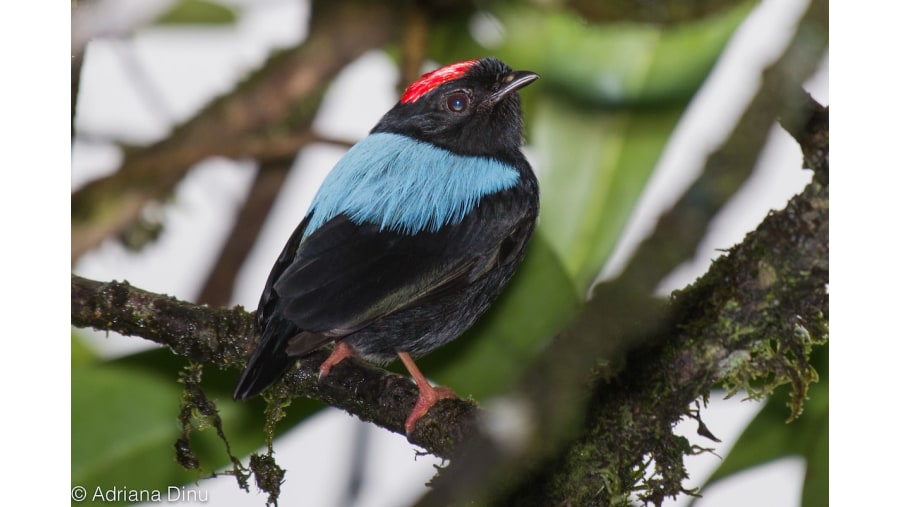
(303, 132), (520, 238)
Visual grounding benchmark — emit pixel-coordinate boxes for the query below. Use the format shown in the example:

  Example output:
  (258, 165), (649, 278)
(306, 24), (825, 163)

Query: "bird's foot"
(404, 384), (457, 434)
(396, 351), (458, 434)
(318, 341), (355, 381)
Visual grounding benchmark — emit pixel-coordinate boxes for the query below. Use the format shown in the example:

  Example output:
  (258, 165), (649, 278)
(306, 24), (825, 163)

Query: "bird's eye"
(446, 93), (469, 113)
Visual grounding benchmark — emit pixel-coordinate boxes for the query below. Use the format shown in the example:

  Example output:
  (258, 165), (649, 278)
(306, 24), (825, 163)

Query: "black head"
(372, 58), (539, 160)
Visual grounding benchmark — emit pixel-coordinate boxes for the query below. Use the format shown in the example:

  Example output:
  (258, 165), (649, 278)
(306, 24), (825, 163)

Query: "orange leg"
(397, 351), (457, 434)
(318, 341), (356, 380)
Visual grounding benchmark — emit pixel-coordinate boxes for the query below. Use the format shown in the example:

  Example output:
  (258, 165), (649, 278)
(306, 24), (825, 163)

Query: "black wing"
(255, 215), (311, 331)
(274, 198), (529, 341)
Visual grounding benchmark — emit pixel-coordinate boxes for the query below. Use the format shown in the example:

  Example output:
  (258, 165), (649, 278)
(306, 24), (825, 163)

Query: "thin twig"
(196, 156), (295, 307)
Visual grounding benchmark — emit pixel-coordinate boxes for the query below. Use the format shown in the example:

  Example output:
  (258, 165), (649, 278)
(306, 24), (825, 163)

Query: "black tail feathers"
(233, 319), (298, 401)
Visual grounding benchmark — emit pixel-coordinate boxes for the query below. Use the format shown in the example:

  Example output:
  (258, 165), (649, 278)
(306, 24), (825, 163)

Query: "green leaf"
(478, 3), (750, 293)
(532, 96), (684, 291)
(71, 348), (322, 504)
(72, 332), (100, 369)
(154, 0), (237, 26)
(802, 407), (828, 507)
(72, 362), (188, 505)
(493, 3), (753, 106)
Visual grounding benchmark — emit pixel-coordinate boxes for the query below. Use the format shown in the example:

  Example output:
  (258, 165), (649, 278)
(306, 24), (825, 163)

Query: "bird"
(233, 57), (540, 434)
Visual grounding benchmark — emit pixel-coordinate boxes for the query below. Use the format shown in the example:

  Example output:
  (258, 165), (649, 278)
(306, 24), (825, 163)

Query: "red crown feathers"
(400, 59), (479, 104)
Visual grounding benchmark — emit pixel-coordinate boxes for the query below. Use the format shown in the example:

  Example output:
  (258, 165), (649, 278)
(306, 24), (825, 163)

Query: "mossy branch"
(70, 274), (476, 459)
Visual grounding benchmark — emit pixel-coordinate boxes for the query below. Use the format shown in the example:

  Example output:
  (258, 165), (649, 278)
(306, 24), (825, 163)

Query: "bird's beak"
(484, 70), (540, 107)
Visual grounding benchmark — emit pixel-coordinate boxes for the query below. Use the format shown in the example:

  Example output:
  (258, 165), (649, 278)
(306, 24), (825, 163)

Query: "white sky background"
(7, 0), (889, 505)
(70, 0), (826, 506)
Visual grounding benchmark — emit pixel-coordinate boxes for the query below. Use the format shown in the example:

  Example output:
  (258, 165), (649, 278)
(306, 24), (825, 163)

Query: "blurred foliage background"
(71, 0), (828, 505)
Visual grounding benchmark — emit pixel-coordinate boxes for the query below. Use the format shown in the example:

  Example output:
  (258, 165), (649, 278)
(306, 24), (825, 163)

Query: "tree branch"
(193, 132), (356, 308)
(195, 156), (294, 308)
(70, 274), (477, 459)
